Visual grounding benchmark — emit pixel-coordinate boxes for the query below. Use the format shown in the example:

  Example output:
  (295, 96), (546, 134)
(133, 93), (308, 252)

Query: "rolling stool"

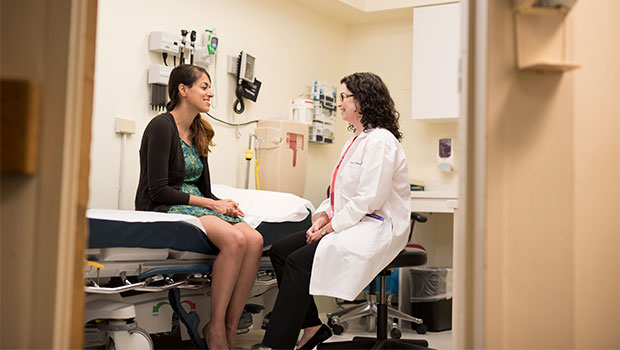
(320, 213), (430, 349)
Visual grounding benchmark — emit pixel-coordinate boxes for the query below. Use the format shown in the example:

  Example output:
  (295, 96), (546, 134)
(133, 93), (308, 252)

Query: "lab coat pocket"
(337, 216), (384, 258)
(339, 157), (363, 186)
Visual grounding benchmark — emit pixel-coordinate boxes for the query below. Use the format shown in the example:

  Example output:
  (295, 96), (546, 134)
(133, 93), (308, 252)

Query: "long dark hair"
(166, 64), (215, 156)
(340, 72), (402, 141)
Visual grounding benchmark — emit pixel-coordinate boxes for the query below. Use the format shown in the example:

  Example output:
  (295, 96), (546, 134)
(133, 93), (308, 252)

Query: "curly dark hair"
(340, 72), (402, 141)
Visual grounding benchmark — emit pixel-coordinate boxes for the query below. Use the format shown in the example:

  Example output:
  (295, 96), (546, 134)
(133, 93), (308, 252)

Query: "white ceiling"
(289, 0), (458, 25)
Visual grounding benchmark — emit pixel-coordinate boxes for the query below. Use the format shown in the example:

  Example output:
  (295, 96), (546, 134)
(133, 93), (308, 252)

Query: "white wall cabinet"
(411, 2), (460, 121)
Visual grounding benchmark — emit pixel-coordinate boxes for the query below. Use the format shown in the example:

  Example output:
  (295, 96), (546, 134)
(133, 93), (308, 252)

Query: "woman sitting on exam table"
(262, 72), (411, 349)
(135, 64), (263, 350)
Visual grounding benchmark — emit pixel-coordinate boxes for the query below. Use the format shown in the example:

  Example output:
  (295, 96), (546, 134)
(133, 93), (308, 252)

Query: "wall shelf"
(513, 0), (576, 15)
(519, 61), (580, 72)
(512, 0), (580, 72)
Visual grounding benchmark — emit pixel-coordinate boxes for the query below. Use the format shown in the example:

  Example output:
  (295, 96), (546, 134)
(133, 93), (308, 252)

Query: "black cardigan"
(135, 113), (217, 212)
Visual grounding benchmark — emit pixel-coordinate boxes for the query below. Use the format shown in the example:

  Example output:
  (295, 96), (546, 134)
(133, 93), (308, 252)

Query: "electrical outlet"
(115, 118), (136, 134)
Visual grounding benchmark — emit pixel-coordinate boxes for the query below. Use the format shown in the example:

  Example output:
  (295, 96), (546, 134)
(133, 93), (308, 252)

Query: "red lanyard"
(330, 136), (358, 213)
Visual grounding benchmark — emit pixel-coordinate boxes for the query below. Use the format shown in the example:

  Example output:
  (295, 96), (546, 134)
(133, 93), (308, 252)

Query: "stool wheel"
(332, 324), (345, 335)
(415, 324), (428, 334)
(390, 327), (402, 339)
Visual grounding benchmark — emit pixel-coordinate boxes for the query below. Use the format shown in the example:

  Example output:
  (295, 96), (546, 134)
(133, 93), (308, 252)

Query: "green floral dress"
(168, 138), (243, 223)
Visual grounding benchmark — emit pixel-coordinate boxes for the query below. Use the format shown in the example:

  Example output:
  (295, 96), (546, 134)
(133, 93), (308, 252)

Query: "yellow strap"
(87, 261), (105, 269)
(254, 159), (260, 190)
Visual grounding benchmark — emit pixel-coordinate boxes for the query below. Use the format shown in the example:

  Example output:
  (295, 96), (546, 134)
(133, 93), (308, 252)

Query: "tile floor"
(234, 327), (452, 350)
(152, 320), (452, 349)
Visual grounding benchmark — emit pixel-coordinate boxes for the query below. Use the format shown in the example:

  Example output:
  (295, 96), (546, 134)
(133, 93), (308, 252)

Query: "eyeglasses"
(339, 93), (354, 102)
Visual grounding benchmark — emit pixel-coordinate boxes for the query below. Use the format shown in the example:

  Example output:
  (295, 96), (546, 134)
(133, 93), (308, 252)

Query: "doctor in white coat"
(262, 72), (411, 350)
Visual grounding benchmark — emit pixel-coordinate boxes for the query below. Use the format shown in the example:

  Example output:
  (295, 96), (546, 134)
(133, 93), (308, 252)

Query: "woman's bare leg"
(199, 215), (247, 350)
(224, 222), (263, 348)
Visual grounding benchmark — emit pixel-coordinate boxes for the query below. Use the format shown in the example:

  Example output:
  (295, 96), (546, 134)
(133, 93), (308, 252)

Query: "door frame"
(53, 0), (97, 348)
(453, 0), (488, 348)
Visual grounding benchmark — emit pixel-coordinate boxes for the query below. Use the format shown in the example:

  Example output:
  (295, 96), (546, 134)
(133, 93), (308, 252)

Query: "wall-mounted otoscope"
(189, 30), (196, 65)
(179, 29), (188, 64)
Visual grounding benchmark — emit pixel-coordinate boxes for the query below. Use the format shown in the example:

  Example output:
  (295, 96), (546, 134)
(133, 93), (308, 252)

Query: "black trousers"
(262, 230), (322, 349)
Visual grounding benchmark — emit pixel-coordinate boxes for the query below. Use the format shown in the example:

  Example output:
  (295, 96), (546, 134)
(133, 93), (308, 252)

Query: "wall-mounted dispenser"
(438, 138), (454, 173)
(289, 98), (314, 125)
(254, 120), (308, 196)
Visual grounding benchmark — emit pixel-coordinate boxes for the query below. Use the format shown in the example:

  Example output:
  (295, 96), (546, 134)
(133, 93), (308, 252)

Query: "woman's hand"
(212, 199), (244, 218)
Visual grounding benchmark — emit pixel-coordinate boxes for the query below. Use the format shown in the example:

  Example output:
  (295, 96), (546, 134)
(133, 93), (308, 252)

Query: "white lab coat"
(309, 128), (411, 301)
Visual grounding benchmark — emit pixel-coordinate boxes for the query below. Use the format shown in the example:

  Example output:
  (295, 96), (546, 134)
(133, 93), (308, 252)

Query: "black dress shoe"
(298, 324), (332, 349)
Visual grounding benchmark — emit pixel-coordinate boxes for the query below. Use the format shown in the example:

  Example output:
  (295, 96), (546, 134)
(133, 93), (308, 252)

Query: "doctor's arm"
(330, 135), (396, 233)
(305, 198), (334, 242)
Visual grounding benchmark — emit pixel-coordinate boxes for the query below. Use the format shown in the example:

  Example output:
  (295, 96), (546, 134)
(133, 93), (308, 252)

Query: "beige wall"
(572, 1), (620, 347)
(89, 0), (458, 210)
(485, 0), (619, 348)
(89, 0), (349, 209)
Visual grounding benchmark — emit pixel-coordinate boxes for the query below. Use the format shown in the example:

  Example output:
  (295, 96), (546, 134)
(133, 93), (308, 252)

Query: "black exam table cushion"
(88, 211), (312, 255)
(88, 218), (219, 254)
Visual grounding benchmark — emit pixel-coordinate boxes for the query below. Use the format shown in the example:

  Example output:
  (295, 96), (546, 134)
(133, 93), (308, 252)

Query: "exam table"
(83, 185), (314, 349)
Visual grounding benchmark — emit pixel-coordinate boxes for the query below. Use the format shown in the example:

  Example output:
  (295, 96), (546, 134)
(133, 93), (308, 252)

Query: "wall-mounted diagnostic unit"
(149, 31), (180, 55)
(239, 52), (255, 82)
(147, 29), (220, 110)
(230, 51), (261, 114)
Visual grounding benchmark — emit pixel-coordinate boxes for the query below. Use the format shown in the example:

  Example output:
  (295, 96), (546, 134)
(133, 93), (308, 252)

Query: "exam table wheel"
(107, 326), (153, 350)
(390, 327), (402, 339)
(332, 324), (345, 335)
(415, 324), (428, 334)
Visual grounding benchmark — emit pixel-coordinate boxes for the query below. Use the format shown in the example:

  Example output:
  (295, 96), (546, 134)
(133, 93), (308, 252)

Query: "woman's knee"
(247, 229), (263, 250)
(219, 228), (247, 254)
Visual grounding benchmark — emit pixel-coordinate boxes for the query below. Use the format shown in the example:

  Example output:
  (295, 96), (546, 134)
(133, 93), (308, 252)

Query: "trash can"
(409, 267), (452, 332)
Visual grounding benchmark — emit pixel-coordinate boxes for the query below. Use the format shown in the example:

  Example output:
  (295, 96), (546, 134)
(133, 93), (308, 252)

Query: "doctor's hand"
(306, 223), (332, 244)
(307, 212), (329, 233)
